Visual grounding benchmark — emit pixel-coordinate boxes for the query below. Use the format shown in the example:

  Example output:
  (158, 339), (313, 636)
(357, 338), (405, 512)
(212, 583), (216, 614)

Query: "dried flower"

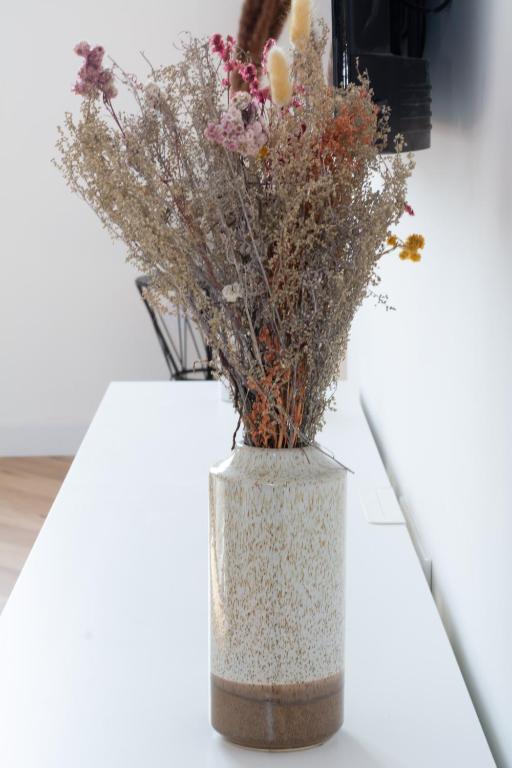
(73, 41), (117, 100)
(405, 202), (415, 216)
(405, 233), (425, 250)
(399, 248), (422, 262)
(205, 97), (267, 156)
(57, 17), (417, 449)
(145, 83), (163, 109)
(267, 46), (293, 107)
(222, 283), (244, 302)
(387, 231), (424, 263)
(290, 0), (311, 51)
(240, 63), (258, 83)
(74, 41), (90, 57)
(231, 91), (251, 110)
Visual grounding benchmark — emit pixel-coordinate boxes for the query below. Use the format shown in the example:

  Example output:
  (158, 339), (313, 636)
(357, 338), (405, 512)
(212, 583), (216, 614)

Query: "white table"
(0, 382), (495, 767)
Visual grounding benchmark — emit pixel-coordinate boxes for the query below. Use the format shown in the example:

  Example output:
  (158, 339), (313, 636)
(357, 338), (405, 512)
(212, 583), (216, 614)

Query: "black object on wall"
(332, 0), (451, 151)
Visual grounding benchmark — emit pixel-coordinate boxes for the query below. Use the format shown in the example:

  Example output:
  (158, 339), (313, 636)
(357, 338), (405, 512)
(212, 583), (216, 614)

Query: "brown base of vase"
(211, 672), (343, 751)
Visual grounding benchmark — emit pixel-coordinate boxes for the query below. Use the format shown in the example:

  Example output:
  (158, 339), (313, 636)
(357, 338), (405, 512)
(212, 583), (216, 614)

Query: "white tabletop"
(0, 382), (495, 767)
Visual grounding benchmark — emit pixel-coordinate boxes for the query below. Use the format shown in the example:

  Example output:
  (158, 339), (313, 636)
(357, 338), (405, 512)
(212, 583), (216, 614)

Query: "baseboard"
(0, 424), (87, 457)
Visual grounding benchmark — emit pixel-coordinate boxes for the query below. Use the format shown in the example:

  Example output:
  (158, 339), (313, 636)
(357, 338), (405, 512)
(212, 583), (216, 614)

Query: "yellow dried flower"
(399, 248), (421, 262)
(258, 145), (269, 159)
(267, 46), (293, 107)
(387, 234), (398, 247)
(290, 0), (312, 51)
(405, 233), (425, 250)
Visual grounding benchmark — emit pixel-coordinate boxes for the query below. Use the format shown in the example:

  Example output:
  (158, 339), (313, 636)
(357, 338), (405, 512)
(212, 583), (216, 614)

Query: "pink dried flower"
(252, 85), (270, 104)
(74, 41), (90, 57)
(235, 66), (270, 104)
(223, 60), (238, 72)
(98, 70), (112, 86)
(405, 203), (415, 216)
(73, 41), (117, 100)
(87, 45), (105, 69)
(205, 95), (267, 156)
(73, 81), (90, 96)
(223, 37), (236, 60)
(209, 34), (224, 53)
(240, 63), (257, 83)
(209, 33), (236, 63)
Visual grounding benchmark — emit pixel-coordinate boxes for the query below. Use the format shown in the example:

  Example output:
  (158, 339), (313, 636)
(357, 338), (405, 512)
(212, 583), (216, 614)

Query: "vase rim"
(236, 441), (318, 454)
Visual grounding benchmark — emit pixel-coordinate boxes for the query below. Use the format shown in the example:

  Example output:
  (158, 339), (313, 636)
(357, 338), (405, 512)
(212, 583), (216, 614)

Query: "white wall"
(349, 2), (512, 765)
(2, 0), (510, 762)
(0, 0), (247, 456)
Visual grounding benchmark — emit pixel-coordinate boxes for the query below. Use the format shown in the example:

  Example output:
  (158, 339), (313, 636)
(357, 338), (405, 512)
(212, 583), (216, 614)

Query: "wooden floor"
(0, 457), (72, 612)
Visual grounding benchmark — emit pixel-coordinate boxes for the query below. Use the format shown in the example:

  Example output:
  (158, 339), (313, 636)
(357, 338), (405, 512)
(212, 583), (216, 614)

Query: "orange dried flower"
(321, 90), (378, 168)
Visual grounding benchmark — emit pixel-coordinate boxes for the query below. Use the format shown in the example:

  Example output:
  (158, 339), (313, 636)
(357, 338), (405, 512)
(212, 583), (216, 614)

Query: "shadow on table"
(215, 729), (389, 766)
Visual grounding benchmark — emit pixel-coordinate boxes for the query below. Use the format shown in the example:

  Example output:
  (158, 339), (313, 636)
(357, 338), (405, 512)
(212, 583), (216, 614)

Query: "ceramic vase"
(209, 444), (346, 750)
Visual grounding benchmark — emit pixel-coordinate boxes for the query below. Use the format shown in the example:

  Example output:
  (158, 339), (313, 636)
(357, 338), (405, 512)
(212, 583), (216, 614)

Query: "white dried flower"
(145, 83), (163, 109)
(222, 282), (243, 303)
(231, 91), (252, 111)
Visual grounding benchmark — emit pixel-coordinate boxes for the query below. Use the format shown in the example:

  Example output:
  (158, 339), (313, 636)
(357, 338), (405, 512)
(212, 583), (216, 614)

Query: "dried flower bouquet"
(56, 0), (424, 449)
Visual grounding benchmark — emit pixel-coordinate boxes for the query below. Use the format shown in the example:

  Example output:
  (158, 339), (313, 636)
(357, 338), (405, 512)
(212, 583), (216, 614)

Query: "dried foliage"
(56, 13), (421, 448)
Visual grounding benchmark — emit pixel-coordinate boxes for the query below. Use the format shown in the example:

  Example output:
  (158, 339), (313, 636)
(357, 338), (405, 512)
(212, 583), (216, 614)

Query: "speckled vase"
(209, 444), (346, 750)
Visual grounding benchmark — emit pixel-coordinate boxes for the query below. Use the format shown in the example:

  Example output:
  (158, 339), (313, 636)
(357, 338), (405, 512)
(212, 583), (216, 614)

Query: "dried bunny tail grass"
(267, 46), (293, 106)
(236, 0), (262, 54)
(237, 0), (290, 61)
(268, 0), (292, 42)
(290, 0), (311, 50)
(232, 0), (290, 91)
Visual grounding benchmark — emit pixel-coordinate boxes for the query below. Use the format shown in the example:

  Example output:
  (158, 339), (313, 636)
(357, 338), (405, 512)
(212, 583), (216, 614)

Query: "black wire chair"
(136, 276), (213, 381)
